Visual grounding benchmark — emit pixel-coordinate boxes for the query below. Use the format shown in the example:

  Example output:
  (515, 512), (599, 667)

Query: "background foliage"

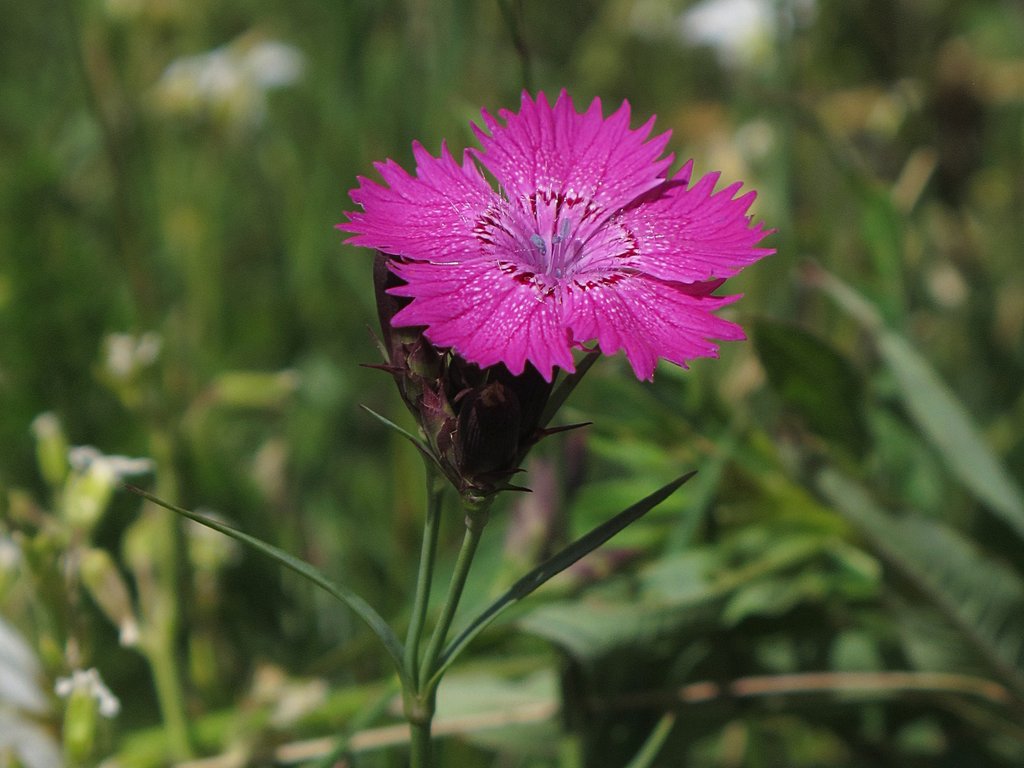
(2, 0), (1024, 766)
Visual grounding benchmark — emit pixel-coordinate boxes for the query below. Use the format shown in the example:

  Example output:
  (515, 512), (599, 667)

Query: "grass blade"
(876, 330), (1024, 540)
(539, 349), (600, 430)
(433, 471), (697, 682)
(624, 712), (677, 768)
(816, 468), (1024, 701)
(810, 264), (1024, 541)
(125, 485), (408, 687)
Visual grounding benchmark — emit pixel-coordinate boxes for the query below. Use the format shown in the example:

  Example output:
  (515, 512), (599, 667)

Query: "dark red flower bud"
(373, 253), (443, 414)
(372, 254), (554, 502)
(455, 379), (521, 477)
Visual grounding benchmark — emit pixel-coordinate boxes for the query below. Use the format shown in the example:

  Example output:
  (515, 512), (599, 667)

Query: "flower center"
(473, 189), (639, 290)
(529, 217), (579, 279)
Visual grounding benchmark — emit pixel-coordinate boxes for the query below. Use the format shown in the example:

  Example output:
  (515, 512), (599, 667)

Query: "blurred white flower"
(29, 412), (61, 443)
(0, 617), (48, 716)
(55, 668), (121, 719)
(633, 0), (815, 69)
(103, 331), (162, 381)
(153, 35), (305, 127)
(67, 446), (154, 480)
(681, 0), (774, 67)
(243, 41), (305, 88)
(0, 713), (62, 768)
(0, 618), (61, 768)
(684, 0), (819, 67)
(63, 446), (153, 531)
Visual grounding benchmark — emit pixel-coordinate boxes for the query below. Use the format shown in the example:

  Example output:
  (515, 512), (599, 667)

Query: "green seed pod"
(80, 548), (140, 647)
(31, 413), (69, 489)
(62, 685), (99, 764)
(61, 461), (115, 534)
(209, 369), (300, 410)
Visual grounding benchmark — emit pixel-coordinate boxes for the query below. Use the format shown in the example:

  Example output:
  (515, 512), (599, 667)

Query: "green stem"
(624, 712), (677, 768)
(409, 718), (433, 768)
(405, 505), (488, 767)
(418, 505), (490, 694)
(404, 468), (445, 685)
(61, 0), (159, 324)
(145, 627), (193, 761)
(496, 0), (533, 92)
(144, 431), (193, 760)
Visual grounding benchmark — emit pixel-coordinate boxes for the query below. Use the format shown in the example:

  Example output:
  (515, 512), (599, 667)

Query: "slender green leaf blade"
(539, 349), (600, 429)
(858, 188), (906, 323)
(360, 405), (431, 453)
(359, 404), (447, 478)
(876, 330), (1024, 540)
(624, 712), (677, 768)
(813, 266), (1024, 541)
(125, 485), (408, 686)
(816, 468), (1024, 699)
(435, 471), (697, 679)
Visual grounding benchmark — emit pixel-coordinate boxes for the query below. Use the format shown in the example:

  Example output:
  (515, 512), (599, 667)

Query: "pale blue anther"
(530, 219), (576, 279)
(552, 217), (571, 244)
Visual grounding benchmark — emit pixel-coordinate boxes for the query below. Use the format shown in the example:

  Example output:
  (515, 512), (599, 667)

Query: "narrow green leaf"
(539, 349), (600, 429)
(876, 330), (1024, 540)
(124, 485), (408, 687)
(359, 404), (441, 471)
(813, 266), (1024, 541)
(858, 188), (906, 323)
(520, 526), (853, 664)
(434, 471), (697, 680)
(624, 712), (677, 768)
(816, 468), (1024, 699)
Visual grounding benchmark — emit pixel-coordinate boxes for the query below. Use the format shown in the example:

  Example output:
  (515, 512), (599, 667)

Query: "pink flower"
(340, 90), (773, 382)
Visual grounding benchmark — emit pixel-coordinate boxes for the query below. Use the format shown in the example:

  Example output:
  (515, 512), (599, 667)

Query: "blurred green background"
(2, 0), (1024, 766)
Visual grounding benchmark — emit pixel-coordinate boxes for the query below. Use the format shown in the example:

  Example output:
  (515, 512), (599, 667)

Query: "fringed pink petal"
(565, 275), (746, 381)
(339, 142), (496, 264)
(617, 165), (775, 284)
(340, 92), (773, 382)
(389, 259), (576, 381)
(470, 90), (674, 215)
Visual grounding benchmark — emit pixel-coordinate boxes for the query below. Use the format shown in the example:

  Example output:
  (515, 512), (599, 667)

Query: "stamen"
(551, 217), (571, 246)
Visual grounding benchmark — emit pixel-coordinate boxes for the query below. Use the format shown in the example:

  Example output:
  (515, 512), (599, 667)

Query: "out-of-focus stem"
(61, 0), (158, 323)
(497, 0), (533, 92)
(624, 712), (676, 768)
(409, 718), (433, 768)
(141, 430), (193, 760)
(145, 627), (192, 761)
